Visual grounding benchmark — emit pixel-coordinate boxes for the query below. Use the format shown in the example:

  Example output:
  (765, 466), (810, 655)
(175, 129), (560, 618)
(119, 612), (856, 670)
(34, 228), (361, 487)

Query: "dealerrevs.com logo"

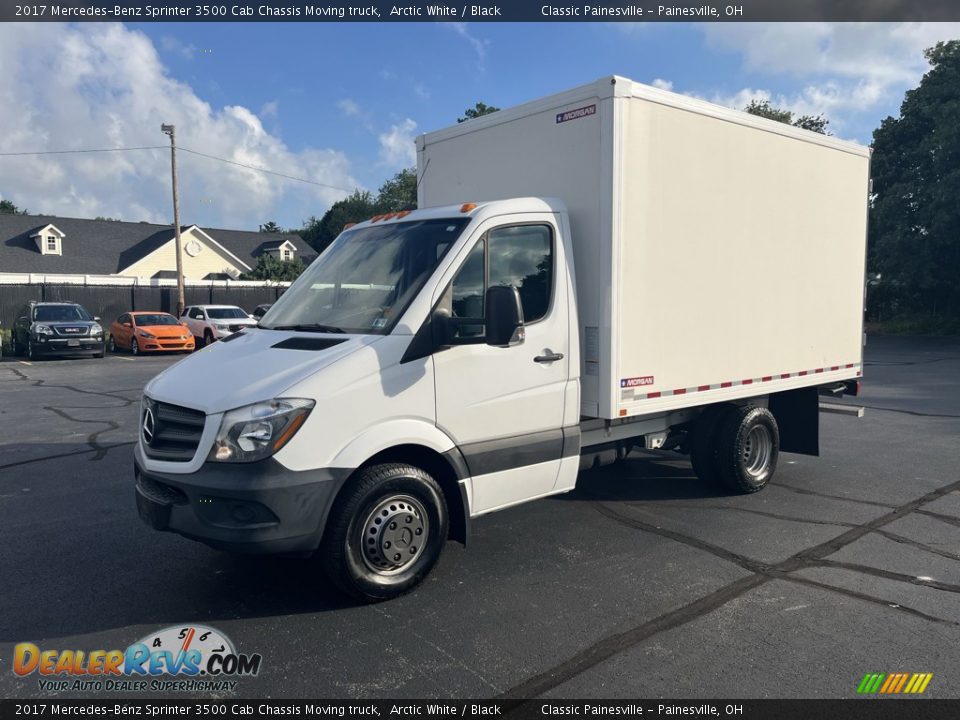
(13, 624), (262, 693)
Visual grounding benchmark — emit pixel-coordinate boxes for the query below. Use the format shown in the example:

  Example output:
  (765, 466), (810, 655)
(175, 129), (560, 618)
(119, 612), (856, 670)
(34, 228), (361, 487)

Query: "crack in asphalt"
(915, 509), (960, 529)
(6, 367), (139, 405)
(874, 529), (960, 564)
(812, 559), (960, 595)
(0, 442), (136, 472)
(623, 500), (859, 529)
(780, 574), (959, 628)
(42, 406), (123, 461)
(500, 475), (960, 699)
(772, 481), (898, 509)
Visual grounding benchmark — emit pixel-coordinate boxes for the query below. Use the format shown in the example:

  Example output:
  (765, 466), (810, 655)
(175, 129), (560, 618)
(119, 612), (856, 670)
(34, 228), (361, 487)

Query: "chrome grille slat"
(142, 399), (205, 462)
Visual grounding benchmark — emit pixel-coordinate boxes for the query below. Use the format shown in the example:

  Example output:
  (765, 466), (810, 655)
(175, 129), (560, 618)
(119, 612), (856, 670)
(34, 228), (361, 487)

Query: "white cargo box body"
(417, 76), (869, 421)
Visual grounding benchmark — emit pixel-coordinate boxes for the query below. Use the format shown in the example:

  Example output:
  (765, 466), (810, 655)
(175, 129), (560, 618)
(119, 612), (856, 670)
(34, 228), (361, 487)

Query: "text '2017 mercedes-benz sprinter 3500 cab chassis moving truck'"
(135, 76), (869, 601)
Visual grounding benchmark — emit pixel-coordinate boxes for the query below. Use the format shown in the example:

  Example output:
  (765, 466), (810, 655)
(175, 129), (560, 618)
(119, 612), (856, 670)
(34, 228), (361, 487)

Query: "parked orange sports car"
(108, 312), (195, 355)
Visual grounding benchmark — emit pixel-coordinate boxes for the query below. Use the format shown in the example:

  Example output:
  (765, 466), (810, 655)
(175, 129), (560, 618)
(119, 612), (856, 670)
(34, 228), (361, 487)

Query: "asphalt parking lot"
(0, 335), (958, 699)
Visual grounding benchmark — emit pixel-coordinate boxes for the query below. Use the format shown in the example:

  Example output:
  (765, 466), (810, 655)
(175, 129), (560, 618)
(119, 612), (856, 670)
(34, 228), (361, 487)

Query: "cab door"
(432, 214), (575, 515)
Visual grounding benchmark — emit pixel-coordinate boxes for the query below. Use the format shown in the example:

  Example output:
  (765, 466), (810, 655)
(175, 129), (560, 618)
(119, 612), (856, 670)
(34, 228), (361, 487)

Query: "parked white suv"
(181, 305), (257, 346)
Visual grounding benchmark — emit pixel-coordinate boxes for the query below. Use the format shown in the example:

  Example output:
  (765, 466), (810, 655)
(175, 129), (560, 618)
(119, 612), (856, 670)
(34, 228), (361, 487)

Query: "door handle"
(534, 351), (564, 363)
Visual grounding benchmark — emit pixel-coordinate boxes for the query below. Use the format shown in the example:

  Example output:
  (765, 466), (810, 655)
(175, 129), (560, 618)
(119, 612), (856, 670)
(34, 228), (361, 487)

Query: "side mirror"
(485, 286), (525, 348)
(431, 308), (454, 347)
(93, 316), (101, 322)
(123, 322), (132, 328)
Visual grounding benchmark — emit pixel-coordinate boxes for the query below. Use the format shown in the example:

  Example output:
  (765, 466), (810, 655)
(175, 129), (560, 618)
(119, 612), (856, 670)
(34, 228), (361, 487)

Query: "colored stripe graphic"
(856, 672), (932, 694)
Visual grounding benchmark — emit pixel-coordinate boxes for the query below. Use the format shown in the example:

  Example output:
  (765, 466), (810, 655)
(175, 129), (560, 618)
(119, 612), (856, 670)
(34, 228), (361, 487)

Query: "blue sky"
(1, 22), (957, 230)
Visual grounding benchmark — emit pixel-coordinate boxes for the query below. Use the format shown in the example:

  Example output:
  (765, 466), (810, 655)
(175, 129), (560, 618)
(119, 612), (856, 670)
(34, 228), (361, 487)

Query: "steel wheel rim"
(359, 494), (429, 575)
(743, 425), (772, 478)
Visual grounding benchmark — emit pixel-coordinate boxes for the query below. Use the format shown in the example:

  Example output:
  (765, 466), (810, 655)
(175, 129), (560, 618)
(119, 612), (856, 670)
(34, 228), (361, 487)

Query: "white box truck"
(135, 76), (869, 601)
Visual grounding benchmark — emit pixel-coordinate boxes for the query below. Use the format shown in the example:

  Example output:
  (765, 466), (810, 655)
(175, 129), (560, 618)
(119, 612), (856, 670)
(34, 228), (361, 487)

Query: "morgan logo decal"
(556, 104), (596, 124)
(621, 376), (655, 388)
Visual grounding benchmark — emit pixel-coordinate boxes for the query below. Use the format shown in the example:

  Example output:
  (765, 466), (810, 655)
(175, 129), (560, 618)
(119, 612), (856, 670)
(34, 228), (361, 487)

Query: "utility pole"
(161, 124), (186, 317)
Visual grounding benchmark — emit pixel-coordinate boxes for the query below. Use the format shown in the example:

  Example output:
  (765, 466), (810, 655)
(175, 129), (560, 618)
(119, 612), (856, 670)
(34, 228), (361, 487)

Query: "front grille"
(142, 399), (206, 462)
(55, 325), (89, 336)
(228, 324), (245, 332)
(137, 475), (188, 505)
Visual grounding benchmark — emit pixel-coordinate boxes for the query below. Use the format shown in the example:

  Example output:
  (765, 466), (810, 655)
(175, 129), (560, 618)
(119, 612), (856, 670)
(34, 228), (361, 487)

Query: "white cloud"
(378, 119), (418, 168)
(444, 23), (490, 70)
(651, 78), (673, 91)
(159, 35), (196, 60)
(336, 98), (362, 117)
(702, 22), (960, 119)
(0, 24), (358, 228)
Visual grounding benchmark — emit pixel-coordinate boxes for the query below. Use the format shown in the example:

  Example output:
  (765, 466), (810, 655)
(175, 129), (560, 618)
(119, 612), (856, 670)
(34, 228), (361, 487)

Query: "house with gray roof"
(0, 214), (313, 280)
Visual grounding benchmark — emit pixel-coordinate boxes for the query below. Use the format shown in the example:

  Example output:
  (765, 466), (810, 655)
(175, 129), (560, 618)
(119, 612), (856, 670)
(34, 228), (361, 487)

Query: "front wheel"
(131, 338), (139, 356)
(321, 463), (448, 602)
(108, 336), (117, 353)
(27, 339), (36, 361)
(203, 330), (214, 347)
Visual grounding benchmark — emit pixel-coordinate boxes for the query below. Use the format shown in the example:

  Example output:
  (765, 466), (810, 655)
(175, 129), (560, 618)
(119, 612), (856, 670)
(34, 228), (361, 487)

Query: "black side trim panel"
(769, 386), (820, 456)
(272, 337), (348, 351)
(441, 446), (471, 482)
(562, 425), (581, 459)
(459, 425), (580, 477)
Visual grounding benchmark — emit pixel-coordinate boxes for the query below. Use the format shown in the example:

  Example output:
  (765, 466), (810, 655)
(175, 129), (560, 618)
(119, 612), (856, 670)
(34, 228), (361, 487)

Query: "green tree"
(94, 216), (121, 222)
(457, 102), (500, 123)
(241, 253), (306, 281)
(0, 199), (27, 215)
(869, 40), (960, 322)
(301, 189), (378, 254)
(375, 168), (417, 212)
(744, 99), (830, 135)
(259, 221), (283, 233)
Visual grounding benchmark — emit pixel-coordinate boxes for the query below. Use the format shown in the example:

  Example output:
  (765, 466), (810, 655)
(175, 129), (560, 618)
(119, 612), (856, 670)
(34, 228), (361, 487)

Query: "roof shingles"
(0, 214), (310, 276)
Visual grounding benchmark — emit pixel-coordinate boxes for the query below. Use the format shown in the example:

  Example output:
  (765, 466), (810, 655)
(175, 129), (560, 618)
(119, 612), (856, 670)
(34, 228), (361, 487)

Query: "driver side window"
(444, 223), (554, 340)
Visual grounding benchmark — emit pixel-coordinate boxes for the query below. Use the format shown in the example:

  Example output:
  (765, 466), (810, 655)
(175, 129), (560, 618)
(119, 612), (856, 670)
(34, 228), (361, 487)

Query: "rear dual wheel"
(691, 405), (779, 493)
(321, 463), (448, 602)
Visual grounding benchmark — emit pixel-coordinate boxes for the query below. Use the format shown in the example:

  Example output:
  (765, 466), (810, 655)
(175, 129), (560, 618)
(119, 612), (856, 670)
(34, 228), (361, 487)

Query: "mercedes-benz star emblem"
(142, 407), (156, 445)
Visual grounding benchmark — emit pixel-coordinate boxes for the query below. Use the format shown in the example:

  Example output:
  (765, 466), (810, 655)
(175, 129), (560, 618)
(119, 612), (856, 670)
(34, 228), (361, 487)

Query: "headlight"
(34, 324), (53, 336)
(138, 330), (156, 338)
(209, 398), (315, 463)
(92, 327), (103, 336)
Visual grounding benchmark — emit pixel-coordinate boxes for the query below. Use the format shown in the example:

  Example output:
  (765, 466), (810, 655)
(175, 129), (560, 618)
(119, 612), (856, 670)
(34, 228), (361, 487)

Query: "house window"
(282, 249), (291, 261)
(47, 236), (58, 252)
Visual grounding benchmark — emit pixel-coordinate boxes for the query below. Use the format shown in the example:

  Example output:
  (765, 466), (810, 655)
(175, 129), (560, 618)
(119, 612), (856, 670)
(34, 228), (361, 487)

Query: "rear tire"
(321, 463), (448, 602)
(714, 406), (780, 494)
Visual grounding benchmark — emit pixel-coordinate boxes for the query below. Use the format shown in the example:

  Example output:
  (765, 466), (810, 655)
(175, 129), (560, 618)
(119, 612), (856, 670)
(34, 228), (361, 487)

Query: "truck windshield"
(261, 218), (469, 334)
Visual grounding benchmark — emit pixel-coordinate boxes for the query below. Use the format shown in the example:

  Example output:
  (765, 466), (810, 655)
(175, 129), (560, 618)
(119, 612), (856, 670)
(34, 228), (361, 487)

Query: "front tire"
(321, 463), (448, 602)
(108, 336), (117, 353)
(714, 406), (780, 493)
(131, 338), (139, 356)
(203, 330), (214, 347)
(27, 339), (36, 361)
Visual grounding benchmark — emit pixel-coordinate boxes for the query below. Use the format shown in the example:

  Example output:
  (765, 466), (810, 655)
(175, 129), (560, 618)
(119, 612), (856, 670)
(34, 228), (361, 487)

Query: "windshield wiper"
(261, 323), (346, 334)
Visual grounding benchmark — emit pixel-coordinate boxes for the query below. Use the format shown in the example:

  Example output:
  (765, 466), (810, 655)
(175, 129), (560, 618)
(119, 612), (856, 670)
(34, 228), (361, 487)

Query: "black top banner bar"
(4, 0), (960, 22)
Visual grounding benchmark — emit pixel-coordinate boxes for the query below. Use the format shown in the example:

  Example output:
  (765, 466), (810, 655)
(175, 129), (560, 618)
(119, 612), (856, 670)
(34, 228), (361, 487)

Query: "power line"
(0, 146), (166, 156)
(0, 143), (355, 194)
(178, 146), (354, 193)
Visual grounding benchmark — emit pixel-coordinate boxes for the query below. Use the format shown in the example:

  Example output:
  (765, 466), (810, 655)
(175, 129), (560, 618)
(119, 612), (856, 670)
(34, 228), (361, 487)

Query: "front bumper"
(136, 337), (195, 352)
(32, 336), (104, 355)
(134, 445), (350, 555)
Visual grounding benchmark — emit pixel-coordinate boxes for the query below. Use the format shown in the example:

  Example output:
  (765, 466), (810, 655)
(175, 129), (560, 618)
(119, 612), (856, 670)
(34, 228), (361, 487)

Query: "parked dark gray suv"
(12, 302), (105, 360)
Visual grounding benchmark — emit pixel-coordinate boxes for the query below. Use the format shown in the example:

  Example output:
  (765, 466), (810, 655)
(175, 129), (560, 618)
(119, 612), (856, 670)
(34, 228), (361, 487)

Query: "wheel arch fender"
(327, 420), (471, 546)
